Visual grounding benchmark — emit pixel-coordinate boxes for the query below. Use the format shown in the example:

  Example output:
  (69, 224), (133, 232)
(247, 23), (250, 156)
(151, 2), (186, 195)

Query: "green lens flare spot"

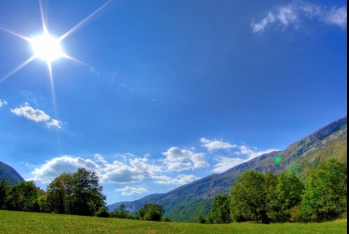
(275, 155), (281, 164)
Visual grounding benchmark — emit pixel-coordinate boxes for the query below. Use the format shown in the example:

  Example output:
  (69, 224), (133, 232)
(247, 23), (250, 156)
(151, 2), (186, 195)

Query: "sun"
(30, 34), (64, 62)
(0, 0), (112, 84)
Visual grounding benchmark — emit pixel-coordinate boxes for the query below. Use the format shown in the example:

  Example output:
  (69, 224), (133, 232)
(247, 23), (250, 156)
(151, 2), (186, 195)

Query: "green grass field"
(0, 210), (346, 234)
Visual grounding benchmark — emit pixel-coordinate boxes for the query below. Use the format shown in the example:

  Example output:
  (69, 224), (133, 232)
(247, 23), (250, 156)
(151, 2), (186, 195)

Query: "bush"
(96, 207), (110, 217)
(198, 215), (206, 224)
(289, 206), (301, 222)
(163, 216), (172, 222)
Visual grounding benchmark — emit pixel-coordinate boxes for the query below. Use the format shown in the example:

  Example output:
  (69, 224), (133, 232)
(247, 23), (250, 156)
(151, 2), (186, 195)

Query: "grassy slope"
(0, 210), (346, 234)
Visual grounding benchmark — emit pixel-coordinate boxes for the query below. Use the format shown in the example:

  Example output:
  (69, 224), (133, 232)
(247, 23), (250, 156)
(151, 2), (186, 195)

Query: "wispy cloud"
(0, 99), (8, 107)
(200, 138), (237, 151)
(115, 186), (147, 196)
(10, 103), (62, 129)
(162, 147), (209, 172)
(152, 174), (199, 185)
(212, 145), (279, 173)
(252, 2), (347, 33)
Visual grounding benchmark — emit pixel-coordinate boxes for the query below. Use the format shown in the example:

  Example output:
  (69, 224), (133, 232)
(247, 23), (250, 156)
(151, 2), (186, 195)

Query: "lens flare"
(275, 155), (282, 164)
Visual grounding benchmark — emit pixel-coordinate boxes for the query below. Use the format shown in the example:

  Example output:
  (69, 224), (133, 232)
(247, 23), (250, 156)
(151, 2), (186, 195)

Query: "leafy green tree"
(46, 168), (106, 216)
(0, 179), (8, 209)
(46, 172), (71, 214)
(136, 203), (164, 221)
(301, 159), (347, 222)
(230, 171), (275, 223)
(5, 181), (39, 211)
(206, 194), (231, 223)
(268, 173), (304, 222)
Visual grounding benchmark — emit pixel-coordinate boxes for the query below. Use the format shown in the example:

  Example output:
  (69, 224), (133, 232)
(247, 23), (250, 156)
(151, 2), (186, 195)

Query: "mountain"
(0, 161), (25, 185)
(107, 116), (347, 222)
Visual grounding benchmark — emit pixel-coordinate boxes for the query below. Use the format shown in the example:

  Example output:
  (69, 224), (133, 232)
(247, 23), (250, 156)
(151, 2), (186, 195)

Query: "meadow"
(0, 210), (346, 234)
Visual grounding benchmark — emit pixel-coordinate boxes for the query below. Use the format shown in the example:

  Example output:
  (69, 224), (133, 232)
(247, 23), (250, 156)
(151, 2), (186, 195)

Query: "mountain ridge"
(0, 161), (24, 185)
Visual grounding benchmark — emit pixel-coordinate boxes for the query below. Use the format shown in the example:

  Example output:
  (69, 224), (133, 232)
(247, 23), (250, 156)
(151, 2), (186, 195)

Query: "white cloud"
(152, 174), (200, 185)
(324, 7), (347, 27)
(252, 2), (347, 33)
(115, 186), (147, 196)
(200, 138), (236, 151)
(30, 154), (162, 184)
(162, 147), (209, 172)
(30, 156), (101, 183)
(212, 145), (279, 173)
(0, 99), (8, 107)
(11, 104), (62, 129)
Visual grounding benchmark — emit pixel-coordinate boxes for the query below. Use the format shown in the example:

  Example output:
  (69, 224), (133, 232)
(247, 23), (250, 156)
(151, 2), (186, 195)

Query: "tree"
(0, 179), (8, 209)
(230, 171), (275, 223)
(136, 203), (164, 221)
(267, 173), (304, 222)
(5, 181), (39, 211)
(206, 194), (231, 223)
(301, 159), (347, 222)
(46, 168), (106, 215)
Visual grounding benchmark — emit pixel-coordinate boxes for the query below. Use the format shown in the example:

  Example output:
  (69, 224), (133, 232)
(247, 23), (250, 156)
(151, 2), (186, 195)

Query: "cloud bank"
(11, 103), (62, 129)
(30, 154), (199, 186)
(252, 2), (347, 33)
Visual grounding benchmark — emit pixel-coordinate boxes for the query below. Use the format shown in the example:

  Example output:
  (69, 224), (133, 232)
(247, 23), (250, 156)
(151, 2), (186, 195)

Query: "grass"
(0, 210), (347, 234)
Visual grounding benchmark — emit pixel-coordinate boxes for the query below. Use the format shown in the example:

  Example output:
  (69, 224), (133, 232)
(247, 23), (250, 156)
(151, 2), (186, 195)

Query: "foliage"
(0, 179), (8, 209)
(95, 206), (110, 217)
(206, 194), (231, 224)
(5, 181), (39, 211)
(46, 168), (106, 216)
(162, 216), (173, 222)
(267, 173), (304, 222)
(111, 204), (130, 218)
(230, 171), (273, 223)
(301, 159), (347, 222)
(197, 215), (206, 223)
(136, 203), (164, 221)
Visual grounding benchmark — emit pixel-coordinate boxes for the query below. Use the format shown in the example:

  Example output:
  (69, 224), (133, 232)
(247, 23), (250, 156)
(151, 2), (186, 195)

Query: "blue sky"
(0, 0), (346, 204)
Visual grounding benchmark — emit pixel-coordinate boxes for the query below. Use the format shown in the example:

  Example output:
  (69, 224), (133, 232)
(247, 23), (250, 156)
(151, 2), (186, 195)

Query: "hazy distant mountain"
(107, 116), (347, 222)
(0, 161), (24, 185)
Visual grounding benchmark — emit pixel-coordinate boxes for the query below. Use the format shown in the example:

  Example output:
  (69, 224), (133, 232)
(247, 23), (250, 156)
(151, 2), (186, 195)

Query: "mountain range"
(0, 161), (24, 185)
(107, 116), (347, 222)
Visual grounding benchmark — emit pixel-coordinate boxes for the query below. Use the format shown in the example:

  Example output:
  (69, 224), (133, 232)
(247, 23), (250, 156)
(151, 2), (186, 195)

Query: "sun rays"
(0, 0), (113, 112)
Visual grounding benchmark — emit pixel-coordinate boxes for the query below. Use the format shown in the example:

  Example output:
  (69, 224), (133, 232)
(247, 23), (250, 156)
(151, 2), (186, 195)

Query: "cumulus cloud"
(162, 147), (209, 171)
(0, 99), (8, 107)
(252, 2), (347, 33)
(152, 174), (200, 185)
(11, 104), (62, 129)
(30, 154), (162, 184)
(30, 156), (100, 183)
(212, 145), (279, 173)
(115, 186), (147, 196)
(200, 138), (236, 151)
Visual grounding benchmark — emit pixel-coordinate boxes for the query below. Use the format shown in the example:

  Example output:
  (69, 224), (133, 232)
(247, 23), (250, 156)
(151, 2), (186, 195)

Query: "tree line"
(200, 159), (347, 224)
(0, 167), (169, 221)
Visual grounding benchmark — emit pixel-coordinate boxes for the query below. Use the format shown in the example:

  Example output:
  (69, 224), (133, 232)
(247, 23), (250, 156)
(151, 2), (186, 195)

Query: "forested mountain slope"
(0, 161), (24, 185)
